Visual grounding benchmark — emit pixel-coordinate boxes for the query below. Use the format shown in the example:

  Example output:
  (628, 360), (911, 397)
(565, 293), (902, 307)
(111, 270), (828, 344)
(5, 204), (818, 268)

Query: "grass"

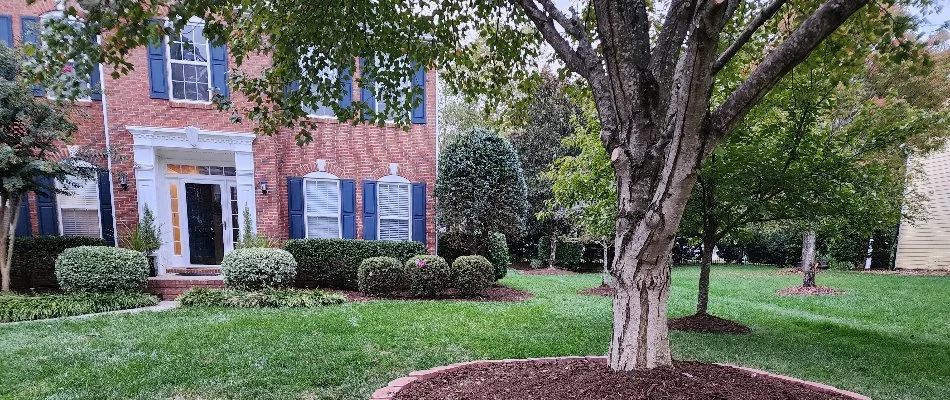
(0, 293), (158, 323)
(0, 266), (947, 400)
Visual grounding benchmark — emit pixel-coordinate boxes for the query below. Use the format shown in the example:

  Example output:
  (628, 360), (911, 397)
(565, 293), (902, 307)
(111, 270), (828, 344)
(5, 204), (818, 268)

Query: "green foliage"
(536, 236), (551, 261)
(436, 129), (528, 254)
(9, 236), (106, 291)
(221, 248), (297, 291)
(743, 225), (803, 267)
(555, 242), (584, 271)
(357, 257), (408, 296)
(120, 205), (162, 254)
(236, 207), (279, 248)
(439, 232), (508, 281)
(451, 255), (494, 296)
(0, 293), (158, 322)
(405, 255), (451, 298)
(55, 246), (149, 294)
(283, 239), (425, 289)
(484, 232), (510, 281)
(177, 287), (345, 308)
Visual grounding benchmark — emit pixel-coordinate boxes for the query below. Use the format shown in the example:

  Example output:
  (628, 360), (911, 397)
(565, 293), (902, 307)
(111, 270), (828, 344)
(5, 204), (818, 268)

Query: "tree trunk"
(601, 242), (611, 287)
(696, 238), (715, 316)
(548, 234), (558, 269)
(801, 230), (817, 287)
(0, 196), (18, 293)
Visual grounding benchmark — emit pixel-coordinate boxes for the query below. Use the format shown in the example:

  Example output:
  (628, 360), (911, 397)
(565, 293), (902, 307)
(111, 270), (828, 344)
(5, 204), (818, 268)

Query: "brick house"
(1, 1), (438, 275)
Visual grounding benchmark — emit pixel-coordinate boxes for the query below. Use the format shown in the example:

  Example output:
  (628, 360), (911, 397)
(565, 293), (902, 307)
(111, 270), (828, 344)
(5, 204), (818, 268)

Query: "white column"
(234, 151), (257, 234)
(133, 143), (164, 273)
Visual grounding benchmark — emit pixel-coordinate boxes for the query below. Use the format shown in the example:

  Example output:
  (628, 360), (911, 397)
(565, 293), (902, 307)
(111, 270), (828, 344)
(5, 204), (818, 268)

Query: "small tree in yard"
(436, 129), (528, 256)
(0, 44), (93, 292)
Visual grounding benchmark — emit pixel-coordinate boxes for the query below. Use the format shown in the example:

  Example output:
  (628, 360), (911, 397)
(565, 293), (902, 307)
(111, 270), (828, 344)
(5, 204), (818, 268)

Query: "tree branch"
(713, 0), (787, 74)
(650, 0), (698, 109)
(511, 0), (591, 79)
(711, 0), (869, 141)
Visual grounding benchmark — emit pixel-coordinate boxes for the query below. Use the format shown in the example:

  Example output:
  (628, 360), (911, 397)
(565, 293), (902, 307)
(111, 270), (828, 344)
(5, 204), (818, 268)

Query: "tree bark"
(601, 242), (612, 286)
(0, 195), (18, 293)
(801, 230), (817, 287)
(548, 234), (558, 268)
(697, 238), (715, 316)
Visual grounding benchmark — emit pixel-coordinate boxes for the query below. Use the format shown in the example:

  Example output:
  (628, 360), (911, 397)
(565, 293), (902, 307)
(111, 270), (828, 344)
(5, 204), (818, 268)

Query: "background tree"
(56, 0), (933, 371)
(435, 129), (528, 255)
(0, 44), (94, 292)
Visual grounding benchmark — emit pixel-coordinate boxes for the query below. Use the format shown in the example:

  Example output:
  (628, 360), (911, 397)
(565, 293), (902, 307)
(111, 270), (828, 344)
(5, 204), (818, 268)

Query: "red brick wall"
(2, 1), (438, 253)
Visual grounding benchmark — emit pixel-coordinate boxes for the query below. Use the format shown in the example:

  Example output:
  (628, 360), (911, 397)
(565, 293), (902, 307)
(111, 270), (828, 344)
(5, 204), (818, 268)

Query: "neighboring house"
(1, 1), (437, 274)
(895, 145), (950, 270)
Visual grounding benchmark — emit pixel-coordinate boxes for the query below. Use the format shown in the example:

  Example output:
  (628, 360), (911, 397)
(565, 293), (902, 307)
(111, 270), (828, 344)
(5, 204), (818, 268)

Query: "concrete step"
(165, 267), (222, 275)
(147, 274), (225, 300)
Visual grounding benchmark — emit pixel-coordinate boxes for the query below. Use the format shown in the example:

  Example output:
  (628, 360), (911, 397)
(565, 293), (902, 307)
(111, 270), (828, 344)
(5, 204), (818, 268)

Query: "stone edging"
(371, 356), (870, 400)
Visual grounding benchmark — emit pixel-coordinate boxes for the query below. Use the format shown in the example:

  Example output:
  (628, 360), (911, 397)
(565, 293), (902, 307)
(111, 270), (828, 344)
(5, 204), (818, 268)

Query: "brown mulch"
(668, 313), (752, 334)
(325, 284), (532, 302)
(777, 286), (846, 296)
(394, 358), (854, 400)
(578, 284), (614, 296)
(520, 267), (578, 275)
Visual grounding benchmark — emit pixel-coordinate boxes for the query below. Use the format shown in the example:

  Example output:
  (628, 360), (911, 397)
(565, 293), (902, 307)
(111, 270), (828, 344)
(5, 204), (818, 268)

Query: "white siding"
(896, 145), (950, 270)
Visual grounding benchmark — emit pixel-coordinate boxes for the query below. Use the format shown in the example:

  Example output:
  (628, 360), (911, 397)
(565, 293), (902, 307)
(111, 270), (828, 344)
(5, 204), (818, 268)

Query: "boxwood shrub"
(556, 242), (584, 271)
(0, 293), (158, 323)
(221, 248), (297, 291)
(485, 233), (510, 280)
(358, 257), (408, 295)
(284, 239), (425, 289)
(55, 246), (149, 294)
(10, 236), (107, 291)
(452, 255), (494, 296)
(406, 255), (451, 298)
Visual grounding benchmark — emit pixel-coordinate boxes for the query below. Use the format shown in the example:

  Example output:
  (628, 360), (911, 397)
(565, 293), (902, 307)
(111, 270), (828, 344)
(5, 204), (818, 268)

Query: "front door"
(185, 183), (225, 265)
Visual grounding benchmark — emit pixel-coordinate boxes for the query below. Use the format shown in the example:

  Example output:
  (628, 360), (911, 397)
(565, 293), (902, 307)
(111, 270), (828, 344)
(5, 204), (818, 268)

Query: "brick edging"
(370, 356), (870, 400)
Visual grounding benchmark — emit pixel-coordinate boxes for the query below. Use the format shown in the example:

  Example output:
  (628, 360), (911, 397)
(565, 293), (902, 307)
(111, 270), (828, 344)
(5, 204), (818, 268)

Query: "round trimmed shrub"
(405, 255), (451, 298)
(358, 257), (408, 295)
(221, 248), (298, 291)
(486, 232), (510, 280)
(452, 255), (494, 296)
(55, 246), (149, 294)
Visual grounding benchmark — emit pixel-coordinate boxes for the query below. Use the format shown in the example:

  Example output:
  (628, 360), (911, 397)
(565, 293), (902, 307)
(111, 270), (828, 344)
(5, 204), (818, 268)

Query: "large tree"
(46, 0), (930, 371)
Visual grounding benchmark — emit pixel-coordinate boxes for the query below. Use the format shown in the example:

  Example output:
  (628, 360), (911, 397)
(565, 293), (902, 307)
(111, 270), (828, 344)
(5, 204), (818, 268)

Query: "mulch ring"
(668, 313), (752, 334)
(578, 284), (614, 296)
(326, 285), (532, 303)
(777, 286), (846, 296)
(392, 358), (861, 400)
(520, 267), (578, 275)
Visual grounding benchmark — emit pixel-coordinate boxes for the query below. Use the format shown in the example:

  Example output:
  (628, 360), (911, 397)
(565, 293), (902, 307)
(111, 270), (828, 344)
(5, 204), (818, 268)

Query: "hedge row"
(10, 236), (107, 291)
(357, 255), (494, 298)
(437, 232), (510, 280)
(284, 239), (425, 289)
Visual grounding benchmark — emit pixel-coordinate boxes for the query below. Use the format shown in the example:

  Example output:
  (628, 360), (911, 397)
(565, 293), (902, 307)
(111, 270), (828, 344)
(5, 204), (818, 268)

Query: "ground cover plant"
(0, 293), (158, 323)
(177, 288), (345, 308)
(0, 266), (946, 399)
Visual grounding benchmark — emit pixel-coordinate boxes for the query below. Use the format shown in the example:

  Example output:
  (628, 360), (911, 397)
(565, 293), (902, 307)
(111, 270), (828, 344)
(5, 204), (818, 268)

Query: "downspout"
(98, 38), (119, 245)
(433, 69), (439, 256)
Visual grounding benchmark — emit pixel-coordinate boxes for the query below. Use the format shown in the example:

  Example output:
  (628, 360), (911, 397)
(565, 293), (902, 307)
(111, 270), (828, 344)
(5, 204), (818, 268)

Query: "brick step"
(165, 267), (222, 275)
(147, 274), (225, 300)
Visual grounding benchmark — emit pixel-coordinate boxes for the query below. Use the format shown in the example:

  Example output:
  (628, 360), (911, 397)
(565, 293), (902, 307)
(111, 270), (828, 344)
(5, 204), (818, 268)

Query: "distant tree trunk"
(696, 174), (717, 316)
(697, 237), (715, 316)
(801, 231), (817, 287)
(601, 241), (612, 287)
(548, 234), (558, 268)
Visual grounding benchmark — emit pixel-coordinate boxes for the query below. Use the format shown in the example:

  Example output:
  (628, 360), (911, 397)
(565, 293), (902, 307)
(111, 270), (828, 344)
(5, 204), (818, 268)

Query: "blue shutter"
(359, 58), (375, 121)
(362, 180), (377, 240)
(35, 176), (59, 236)
(210, 44), (229, 99)
(88, 35), (102, 101)
(97, 170), (115, 245)
(21, 17), (44, 97)
(287, 177), (305, 239)
(411, 183), (426, 245)
(340, 67), (353, 109)
(411, 64), (426, 124)
(14, 195), (31, 237)
(0, 15), (12, 47)
(146, 25), (169, 99)
(340, 179), (356, 239)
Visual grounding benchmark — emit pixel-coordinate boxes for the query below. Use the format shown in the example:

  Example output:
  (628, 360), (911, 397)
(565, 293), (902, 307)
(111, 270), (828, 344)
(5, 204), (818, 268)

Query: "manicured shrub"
(55, 246), (149, 294)
(406, 255), (451, 298)
(283, 239), (425, 289)
(10, 236), (107, 291)
(358, 257), (408, 295)
(555, 242), (584, 271)
(485, 232), (510, 280)
(452, 255), (494, 296)
(221, 248), (297, 291)
(0, 293), (158, 323)
(177, 287), (345, 308)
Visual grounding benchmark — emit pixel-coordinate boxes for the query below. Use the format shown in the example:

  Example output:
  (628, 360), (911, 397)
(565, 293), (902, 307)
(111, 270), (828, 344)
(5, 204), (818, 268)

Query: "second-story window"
(303, 66), (337, 118)
(167, 23), (211, 102)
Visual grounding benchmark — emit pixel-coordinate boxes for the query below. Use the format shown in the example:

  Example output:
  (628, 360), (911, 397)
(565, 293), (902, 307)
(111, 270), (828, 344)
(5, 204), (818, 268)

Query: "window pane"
(171, 63), (184, 81)
(172, 82), (185, 99)
(379, 219), (409, 241)
(170, 42), (184, 60)
(307, 216), (340, 239)
(305, 180), (340, 216)
(197, 83), (209, 101)
(60, 209), (101, 237)
(185, 83), (198, 100)
(378, 183), (409, 218)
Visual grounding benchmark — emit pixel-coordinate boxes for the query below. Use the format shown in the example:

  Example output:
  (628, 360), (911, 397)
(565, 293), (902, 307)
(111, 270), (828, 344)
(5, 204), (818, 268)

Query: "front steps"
(147, 273), (225, 300)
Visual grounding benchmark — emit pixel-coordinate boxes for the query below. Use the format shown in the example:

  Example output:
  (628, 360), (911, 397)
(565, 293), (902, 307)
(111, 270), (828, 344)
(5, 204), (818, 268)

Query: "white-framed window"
(167, 21), (211, 102)
(368, 55), (410, 122)
(304, 178), (341, 238)
(58, 176), (101, 237)
(303, 66), (338, 119)
(377, 182), (411, 241)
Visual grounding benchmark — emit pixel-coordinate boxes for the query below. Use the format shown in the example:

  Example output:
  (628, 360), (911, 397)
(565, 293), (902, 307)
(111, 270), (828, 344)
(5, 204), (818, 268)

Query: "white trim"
(378, 174), (410, 183)
(129, 126), (255, 153)
(303, 177), (343, 239)
(376, 181), (411, 241)
(304, 171), (339, 180)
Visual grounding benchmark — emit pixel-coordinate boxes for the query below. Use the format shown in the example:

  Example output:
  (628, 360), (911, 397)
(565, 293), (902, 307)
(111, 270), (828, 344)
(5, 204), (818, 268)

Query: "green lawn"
(1, 266), (947, 400)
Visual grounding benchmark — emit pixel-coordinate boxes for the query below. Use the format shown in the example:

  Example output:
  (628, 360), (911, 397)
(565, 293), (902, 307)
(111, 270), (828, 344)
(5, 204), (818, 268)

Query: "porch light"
(118, 172), (128, 191)
(260, 180), (268, 195)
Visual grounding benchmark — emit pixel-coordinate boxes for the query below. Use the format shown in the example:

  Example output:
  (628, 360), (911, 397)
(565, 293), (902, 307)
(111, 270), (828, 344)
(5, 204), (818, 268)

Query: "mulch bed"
(393, 358), (854, 400)
(668, 313), (752, 334)
(578, 284), (614, 296)
(777, 286), (846, 296)
(520, 267), (578, 275)
(326, 284), (532, 302)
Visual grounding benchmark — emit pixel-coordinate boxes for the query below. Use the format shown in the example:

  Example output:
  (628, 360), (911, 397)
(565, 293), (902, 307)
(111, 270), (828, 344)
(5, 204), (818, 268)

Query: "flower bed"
(0, 293), (158, 323)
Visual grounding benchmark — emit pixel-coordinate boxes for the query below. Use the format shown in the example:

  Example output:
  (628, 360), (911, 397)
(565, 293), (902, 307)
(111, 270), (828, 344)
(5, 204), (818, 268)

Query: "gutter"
(98, 37), (119, 245)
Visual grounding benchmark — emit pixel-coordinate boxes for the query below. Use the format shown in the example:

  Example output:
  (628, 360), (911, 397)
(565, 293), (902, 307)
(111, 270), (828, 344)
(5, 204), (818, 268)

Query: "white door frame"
(179, 176), (234, 267)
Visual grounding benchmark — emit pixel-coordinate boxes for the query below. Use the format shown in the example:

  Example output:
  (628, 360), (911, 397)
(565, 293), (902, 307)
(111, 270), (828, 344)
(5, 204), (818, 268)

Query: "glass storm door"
(185, 183), (225, 265)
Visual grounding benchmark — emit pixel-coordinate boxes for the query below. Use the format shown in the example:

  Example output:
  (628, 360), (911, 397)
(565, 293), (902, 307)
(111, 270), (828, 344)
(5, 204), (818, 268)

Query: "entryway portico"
(129, 126), (256, 274)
